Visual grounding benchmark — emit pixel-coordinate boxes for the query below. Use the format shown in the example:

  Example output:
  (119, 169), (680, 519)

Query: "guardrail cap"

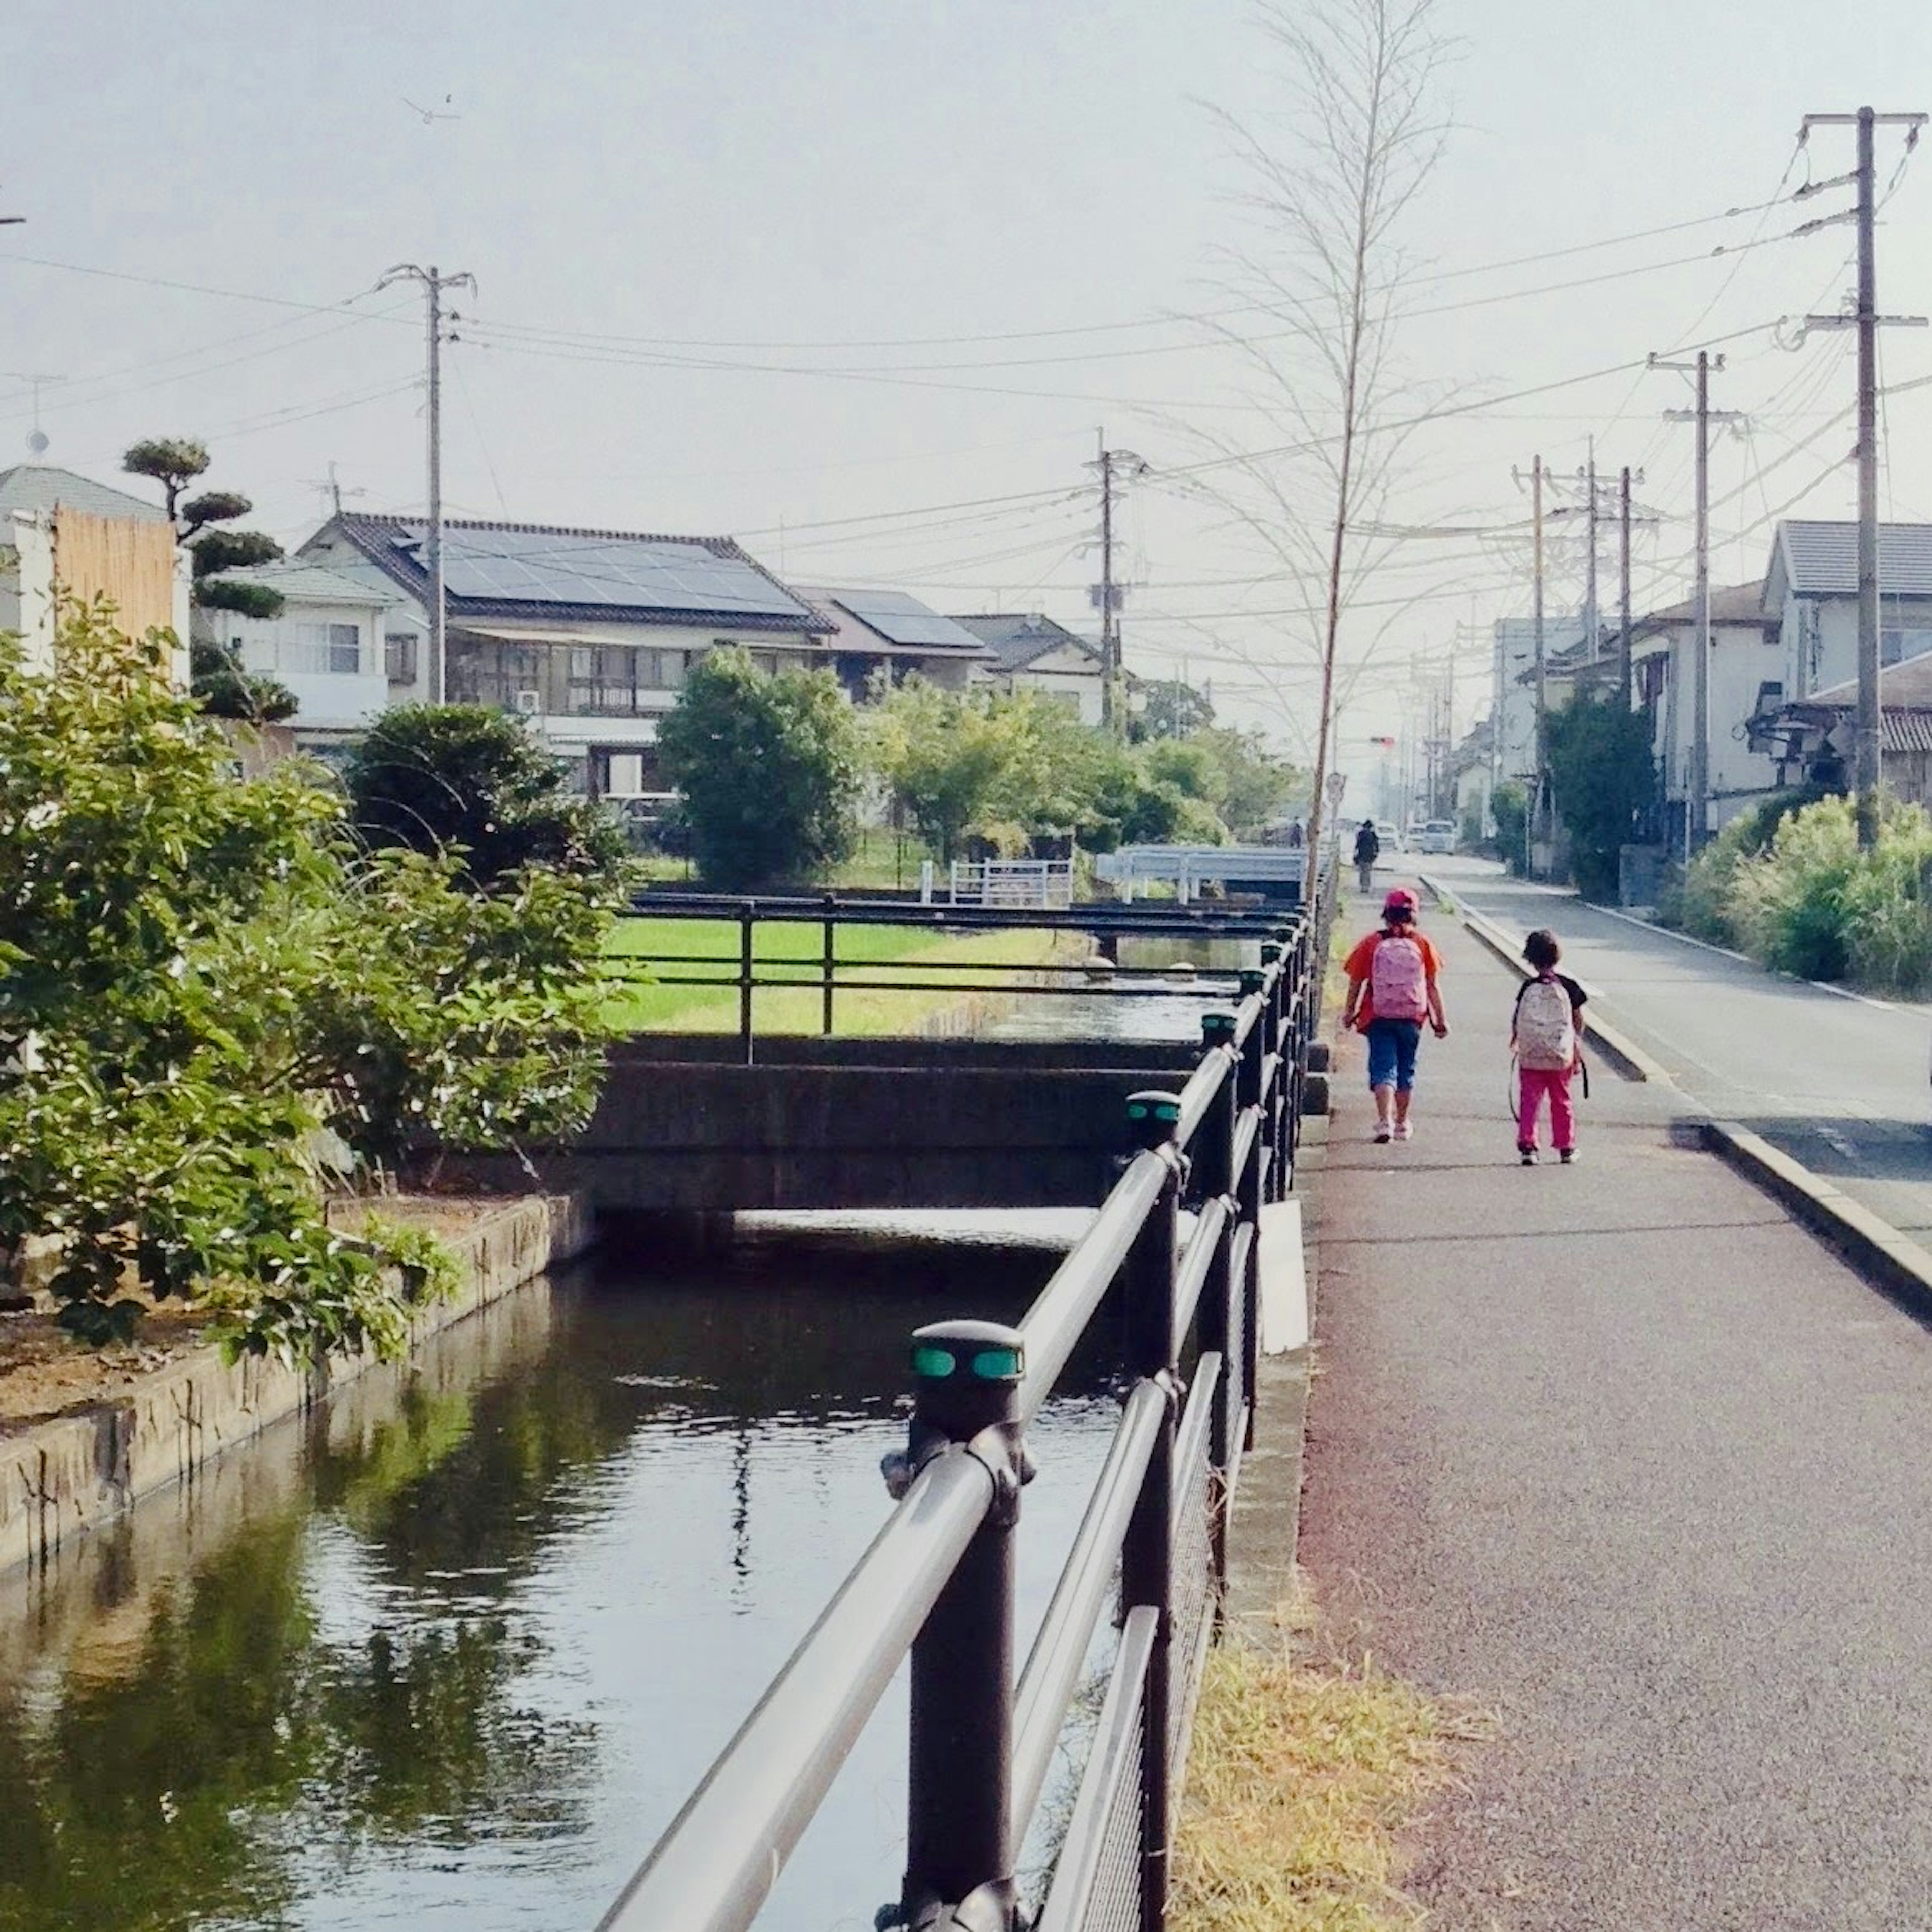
(910, 1319), (1026, 1384)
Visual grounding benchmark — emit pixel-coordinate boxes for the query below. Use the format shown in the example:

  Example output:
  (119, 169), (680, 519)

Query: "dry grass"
(1169, 1604), (1467, 1932)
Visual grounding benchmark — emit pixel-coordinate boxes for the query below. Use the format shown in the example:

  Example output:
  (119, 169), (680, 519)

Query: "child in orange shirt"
(1339, 888), (1448, 1144)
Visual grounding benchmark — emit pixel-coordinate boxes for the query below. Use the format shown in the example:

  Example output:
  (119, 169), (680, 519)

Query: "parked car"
(1375, 819), (1404, 853)
(1415, 819), (1456, 855)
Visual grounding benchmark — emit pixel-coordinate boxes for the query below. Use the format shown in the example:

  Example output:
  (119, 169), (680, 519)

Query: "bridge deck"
(1299, 893), (1932, 1930)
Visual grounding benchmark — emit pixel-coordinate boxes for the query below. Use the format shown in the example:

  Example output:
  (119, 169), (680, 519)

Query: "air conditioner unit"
(513, 689), (542, 716)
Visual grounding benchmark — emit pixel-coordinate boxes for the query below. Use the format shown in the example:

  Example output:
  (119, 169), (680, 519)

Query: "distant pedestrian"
(1341, 886), (1448, 1144)
(1512, 928), (1586, 1167)
(1352, 818), (1380, 895)
(1287, 818), (1305, 849)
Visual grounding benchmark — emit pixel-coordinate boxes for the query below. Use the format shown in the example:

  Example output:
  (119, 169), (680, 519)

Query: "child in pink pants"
(1512, 928), (1586, 1166)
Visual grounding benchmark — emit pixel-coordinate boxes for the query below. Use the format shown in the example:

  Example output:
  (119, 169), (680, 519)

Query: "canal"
(0, 944), (1254, 1932)
(0, 1228), (1141, 1932)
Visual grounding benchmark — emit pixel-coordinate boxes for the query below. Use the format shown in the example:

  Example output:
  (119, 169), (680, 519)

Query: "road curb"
(1416, 873), (1669, 1086)
(1700, 1119), (1932, 1322)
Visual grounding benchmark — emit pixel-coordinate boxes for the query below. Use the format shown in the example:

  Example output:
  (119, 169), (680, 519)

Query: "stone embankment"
(0, 1193), (592, 1575)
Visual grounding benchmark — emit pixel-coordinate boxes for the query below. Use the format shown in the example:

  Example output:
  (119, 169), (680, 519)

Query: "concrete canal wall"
(0, 1192), (593, 1577)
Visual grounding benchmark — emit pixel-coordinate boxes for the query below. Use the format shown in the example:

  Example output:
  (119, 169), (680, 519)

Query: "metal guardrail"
(616, 893), (1294, 1060)
(594, 915), (1318, 1932)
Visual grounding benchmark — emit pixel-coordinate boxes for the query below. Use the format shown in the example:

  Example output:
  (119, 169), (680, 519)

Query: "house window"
(271, 622), (363, 675)
(1882, 628), (1932, 666)
(568, 646), (653, 715)
(386, 631), (419, 684)
(449, 638), (545, 710)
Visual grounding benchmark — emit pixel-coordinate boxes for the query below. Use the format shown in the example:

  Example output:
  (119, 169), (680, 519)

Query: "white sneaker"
(1373, 1125), (1392, 1144)
(1393, 1121), (1413, 1142)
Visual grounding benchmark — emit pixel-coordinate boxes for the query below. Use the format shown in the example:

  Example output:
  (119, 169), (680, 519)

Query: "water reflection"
(0, 1232), (1125, 1932)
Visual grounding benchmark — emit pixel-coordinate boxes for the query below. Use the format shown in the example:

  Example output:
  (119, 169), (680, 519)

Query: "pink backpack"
(1369, 931), (1429, 1022)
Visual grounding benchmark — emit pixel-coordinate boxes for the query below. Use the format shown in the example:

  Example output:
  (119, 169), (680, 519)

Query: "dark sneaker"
(1518, 1146), (1538, 1166)
(1559, 1148), (1578, 1165)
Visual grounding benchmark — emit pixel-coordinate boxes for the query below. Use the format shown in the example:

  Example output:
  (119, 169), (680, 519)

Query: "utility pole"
(1087, 432), (1148, 734)
(1531, 456), (1547, 859)
(1582, 441), (1599, 665)
(1619, 465), (1634, 707)
(1653, 352), (1744, 850)
(379, 262), (475, 705)
(1798, 107), (1929, 846)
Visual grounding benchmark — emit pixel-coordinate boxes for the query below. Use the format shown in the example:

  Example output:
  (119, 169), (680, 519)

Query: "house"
(191, 558), (403, 759)
(296, 512), (831, 798)
(1628, 582), (1783, 844)
(1764, 520), (1932, 700)
(1450, 717), (1496, 836)
(1761, 651), (1932, 806)
(0, 464), (190, 680)
(948, 613), (1106, 725)
(1491, 613), (1590, 785)
(794, 587), (992, 698)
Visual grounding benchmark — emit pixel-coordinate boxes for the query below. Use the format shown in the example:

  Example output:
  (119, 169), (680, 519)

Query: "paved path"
(1430, 857), (1932, 1241)
(1299, 888), (1932, 1930)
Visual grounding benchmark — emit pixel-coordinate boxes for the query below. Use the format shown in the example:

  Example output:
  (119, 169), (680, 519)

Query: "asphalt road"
(1300, 889), (1932, 1929)
(1417, 854), (1932, 1241)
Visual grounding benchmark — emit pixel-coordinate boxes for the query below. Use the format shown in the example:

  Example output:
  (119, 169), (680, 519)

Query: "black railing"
(595, 913), (1318, 1932)
(615, 892), (1294, 1060)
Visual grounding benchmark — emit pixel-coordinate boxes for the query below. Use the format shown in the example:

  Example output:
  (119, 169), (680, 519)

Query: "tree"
(1134, 679), (1216, 741)
(657, 649), (861, 888)
(1491, 781), (1530, 877)
(1179, 0), (1452, 856)
(1545, 693), (1656, 902)
(0, 605), (623, 1359)
(123, 435), (287, 621)
(347, 705), (629, 892)
(190, 638), (298, 725)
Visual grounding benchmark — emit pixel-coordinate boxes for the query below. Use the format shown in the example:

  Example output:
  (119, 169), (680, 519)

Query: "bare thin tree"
(1174, 0), (1453, 859)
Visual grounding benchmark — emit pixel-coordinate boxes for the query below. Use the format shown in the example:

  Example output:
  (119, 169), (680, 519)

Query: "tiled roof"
(1633, 582), (1771, 632)
(948, 612), (1101, 673)
(208, 559), (403, 605)
(315, 512), (828, 634)
(0, 463), (172, 523)
(1775, 521), (1932, 598)
(1801, 647), (1932, 711)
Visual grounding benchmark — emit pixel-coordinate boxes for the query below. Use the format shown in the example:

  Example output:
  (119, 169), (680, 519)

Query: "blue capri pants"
(1365, 1018), (1422, 1091)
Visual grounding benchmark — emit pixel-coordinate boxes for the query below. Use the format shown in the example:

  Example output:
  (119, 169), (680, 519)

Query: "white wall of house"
(1636, 619), (1785, 831)
(977, 642), (1104, 725)
(1777, 593), (1932, 699)
(1, 510), (58, 674)
(206, 596), (393, 734)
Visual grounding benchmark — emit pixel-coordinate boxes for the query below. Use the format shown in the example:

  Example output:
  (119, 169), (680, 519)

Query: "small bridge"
(459, 893), (1318, 1213)
(576, 885), (1331, 1932)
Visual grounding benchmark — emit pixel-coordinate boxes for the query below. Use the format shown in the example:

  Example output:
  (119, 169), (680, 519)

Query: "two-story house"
(296, 512), (832, 797)
(0, 463), (190, 681)
(949, 613), (1106, 724)
(1629, 583), (1783, 842)
(1764, 520), (1932, 699)
(795, 587), (992, 698)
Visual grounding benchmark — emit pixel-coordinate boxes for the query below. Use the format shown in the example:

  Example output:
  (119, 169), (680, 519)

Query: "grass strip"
(1169, 1606), (1462, 1932)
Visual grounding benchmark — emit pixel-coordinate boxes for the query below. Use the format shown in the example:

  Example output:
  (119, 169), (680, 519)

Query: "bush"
(0, 609), (623, 1360)
(1545, 693), (1656, 901)
(658, 650), (861, 888)
(347, 705), (628, 891)
(1491, 783), (1529, 876)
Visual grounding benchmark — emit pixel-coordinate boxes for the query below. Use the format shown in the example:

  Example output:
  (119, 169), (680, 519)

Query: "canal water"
(0, 945), (1254, 1932)
(0, 1233), (1136, 1932)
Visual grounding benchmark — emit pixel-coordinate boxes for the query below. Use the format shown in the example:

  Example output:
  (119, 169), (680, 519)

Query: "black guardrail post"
(821, 893), (837, 1038)
(1195, 1013), (1239, 1607)
(901, 1319), (1029, 1932)
(1258, 942), (1285, 1204)
(1120, 1090), (1183, 1932)
(739, 902), (756, 1066)
(1233, 990), (1265, 1458)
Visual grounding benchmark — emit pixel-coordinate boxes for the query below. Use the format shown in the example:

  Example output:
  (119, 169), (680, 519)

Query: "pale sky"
(6, 0), (1931, 776)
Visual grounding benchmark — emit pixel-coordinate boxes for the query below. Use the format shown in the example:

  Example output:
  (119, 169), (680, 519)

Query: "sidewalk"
(1299, 889), (1932, 1930)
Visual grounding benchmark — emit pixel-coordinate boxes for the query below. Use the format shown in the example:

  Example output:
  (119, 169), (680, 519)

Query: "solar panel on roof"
(833, 589), (986, 650)
(416, 526), (809, 618)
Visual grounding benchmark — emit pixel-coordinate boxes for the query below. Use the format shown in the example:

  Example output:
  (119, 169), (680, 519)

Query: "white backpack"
(1516, 975), (1575, 1070)
(1368, 932), (1429, 1022)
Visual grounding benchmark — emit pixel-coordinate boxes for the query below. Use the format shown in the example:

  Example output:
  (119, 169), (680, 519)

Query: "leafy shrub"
(1491, 783), (1528, 876)
(0, 608), (623, 1360)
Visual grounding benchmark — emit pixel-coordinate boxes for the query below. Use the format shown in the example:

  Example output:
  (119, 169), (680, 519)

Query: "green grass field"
(603, 915), (1068, 1034)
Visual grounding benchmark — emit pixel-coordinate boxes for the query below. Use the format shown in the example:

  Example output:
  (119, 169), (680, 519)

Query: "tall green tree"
(123, 435), (286, 620)
(658, 649), (861, 888)
(1133, 678), (1216, 741)
(1545, 692), (1657, 901)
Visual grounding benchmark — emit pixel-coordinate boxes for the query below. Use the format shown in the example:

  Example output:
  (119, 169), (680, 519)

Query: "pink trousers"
(1517, 1066), (1575, 1152)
